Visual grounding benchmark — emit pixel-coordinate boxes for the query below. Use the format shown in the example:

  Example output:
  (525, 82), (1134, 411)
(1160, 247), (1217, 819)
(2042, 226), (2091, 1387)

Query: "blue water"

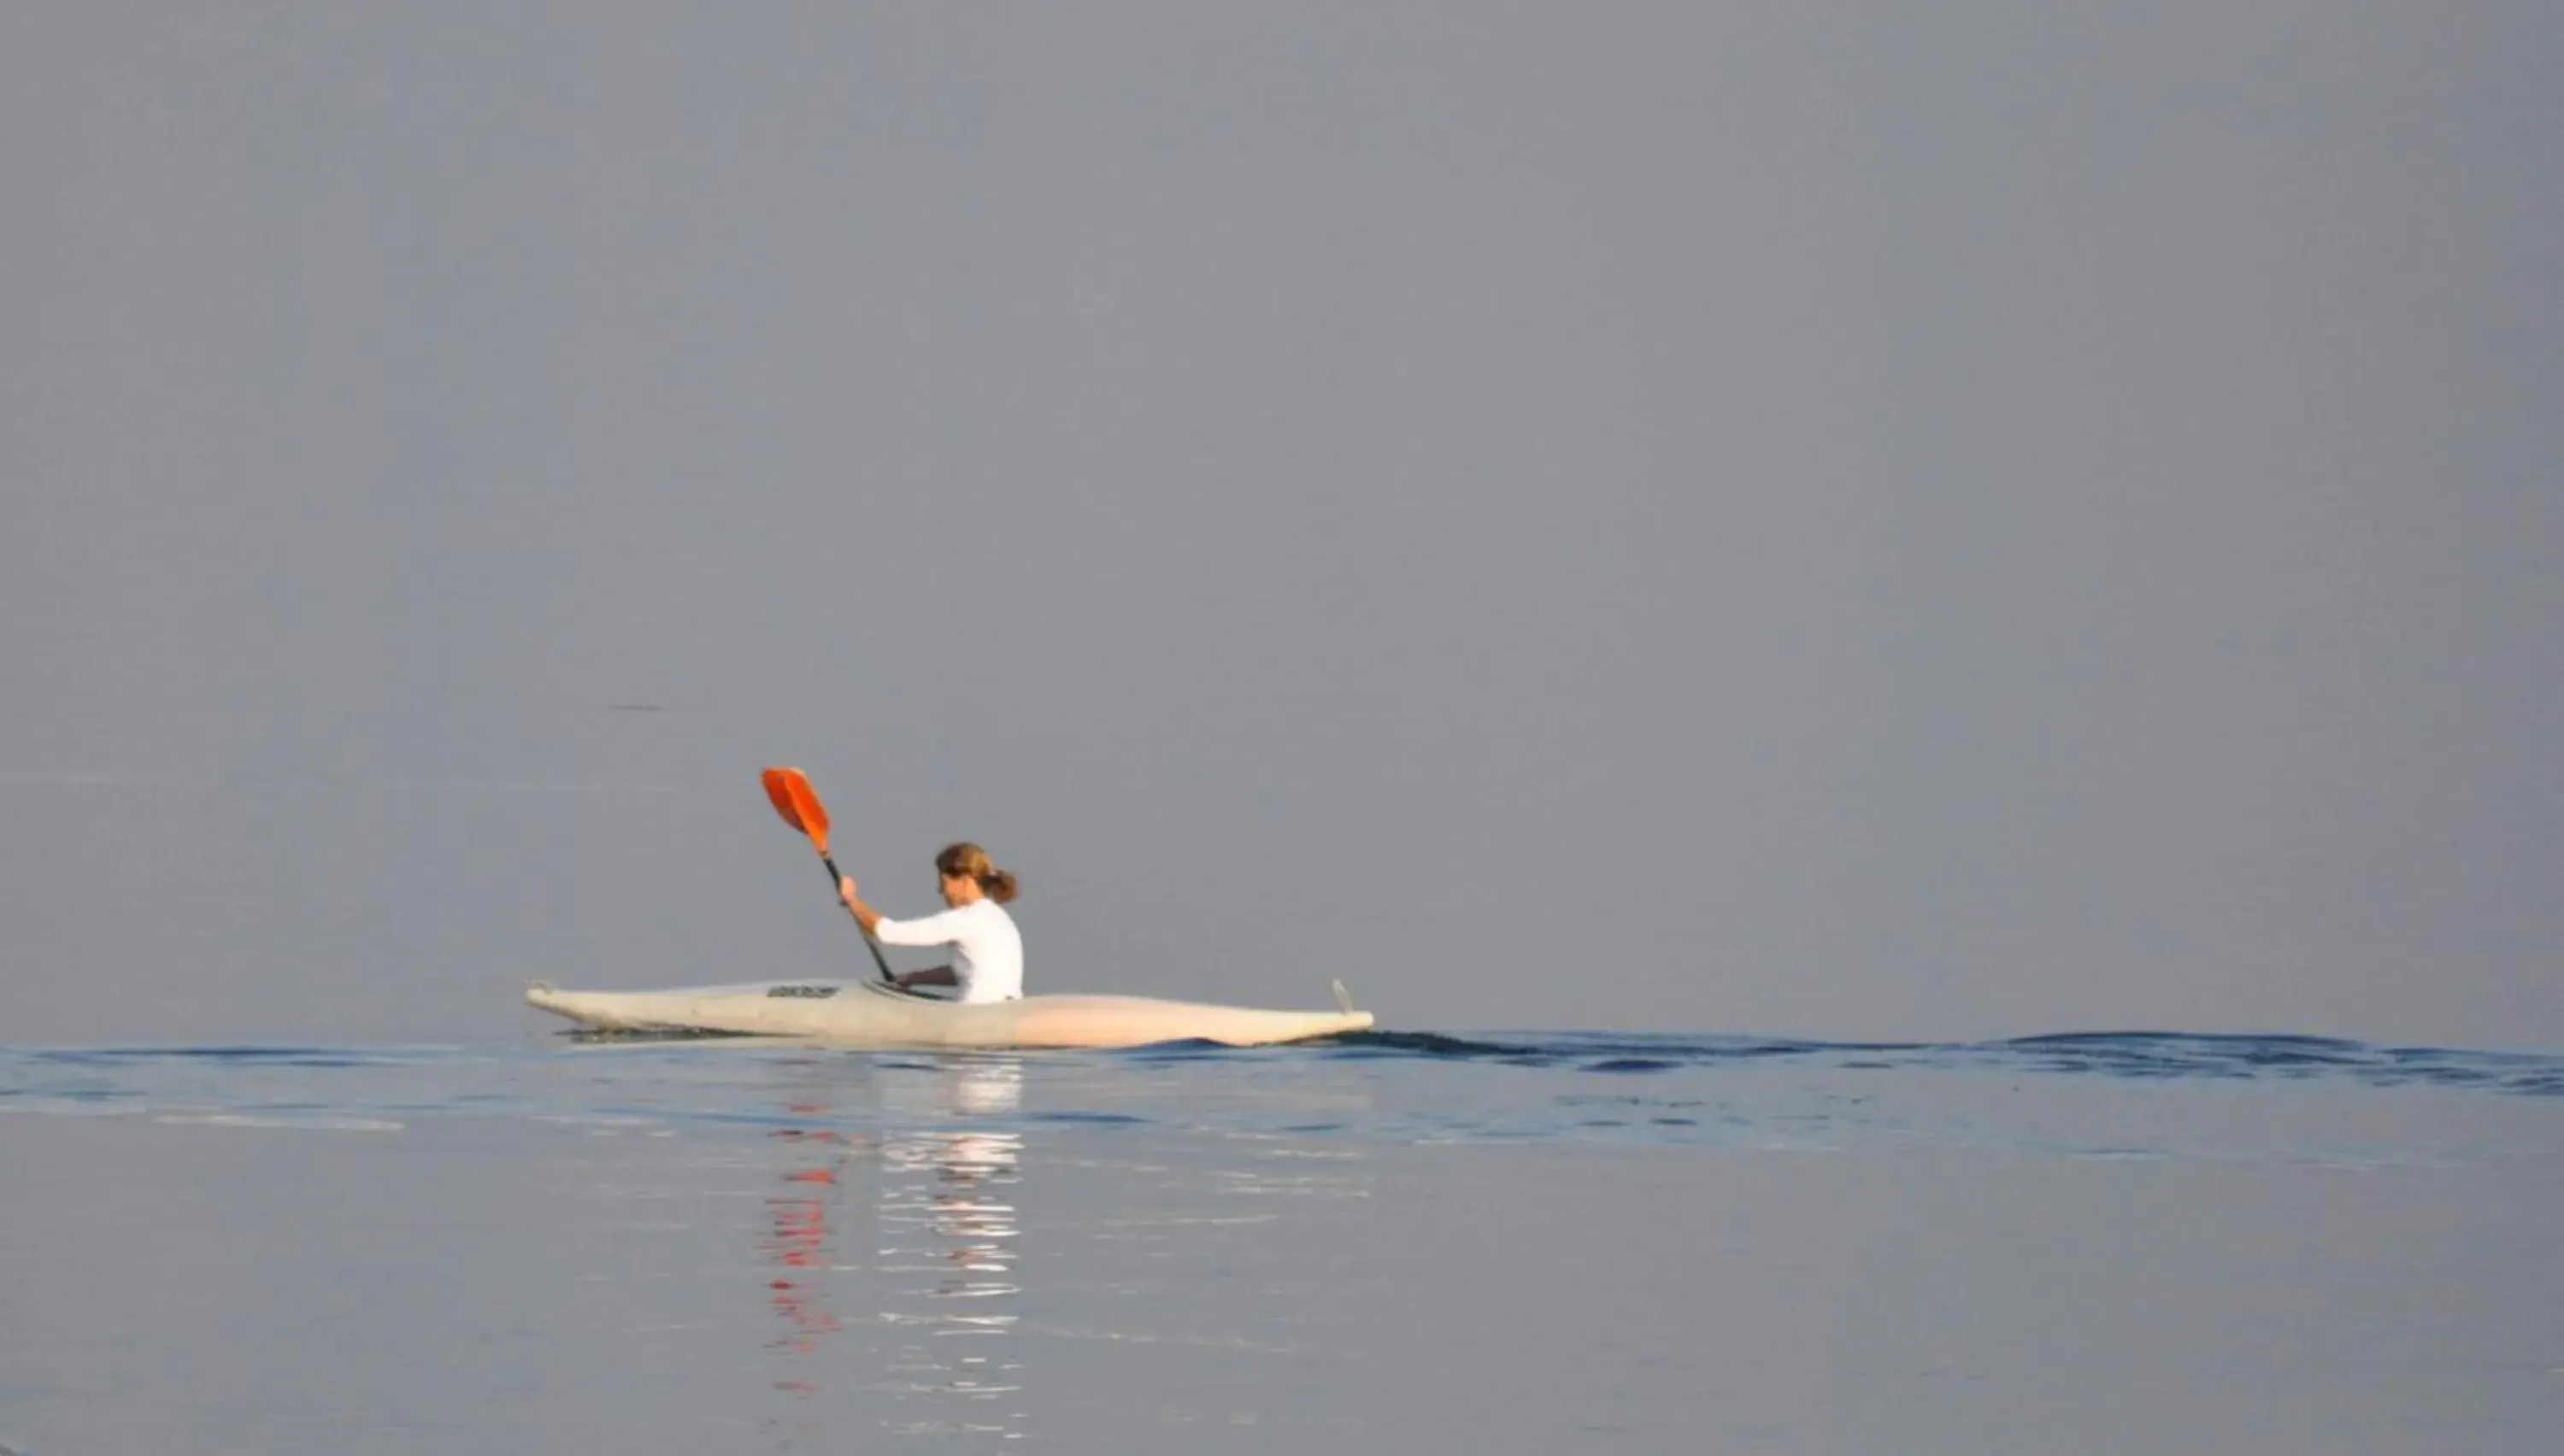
(4, 1029), (2556, 1157)
(7, 1030), (2561, 1455)
(1342, 1029), (2564, 1095)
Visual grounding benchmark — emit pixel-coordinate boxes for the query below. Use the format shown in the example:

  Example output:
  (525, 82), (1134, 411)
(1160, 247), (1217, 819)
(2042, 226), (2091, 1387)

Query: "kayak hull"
(526, 978), (1373, 1048)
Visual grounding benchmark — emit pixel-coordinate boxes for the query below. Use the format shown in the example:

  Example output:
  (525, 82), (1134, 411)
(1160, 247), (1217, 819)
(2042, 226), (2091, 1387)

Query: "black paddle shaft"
(815, 853), (898, 984)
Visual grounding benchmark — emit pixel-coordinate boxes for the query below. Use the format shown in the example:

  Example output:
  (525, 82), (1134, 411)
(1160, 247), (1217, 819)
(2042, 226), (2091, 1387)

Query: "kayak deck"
(526, 977), (1374, 1049)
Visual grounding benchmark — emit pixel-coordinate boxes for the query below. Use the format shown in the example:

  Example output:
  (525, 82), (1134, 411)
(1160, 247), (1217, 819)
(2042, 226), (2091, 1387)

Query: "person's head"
(935, 842), (1018, 907)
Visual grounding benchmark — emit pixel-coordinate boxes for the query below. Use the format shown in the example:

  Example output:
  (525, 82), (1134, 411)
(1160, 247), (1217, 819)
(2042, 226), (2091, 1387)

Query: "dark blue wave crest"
(4, 1031), (2558, 1101)
(1319, 1030), (2564, 1098)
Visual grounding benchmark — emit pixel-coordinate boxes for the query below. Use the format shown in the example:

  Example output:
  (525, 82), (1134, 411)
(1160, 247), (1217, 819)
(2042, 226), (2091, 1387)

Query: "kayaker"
(837, 842), (1024, 1002)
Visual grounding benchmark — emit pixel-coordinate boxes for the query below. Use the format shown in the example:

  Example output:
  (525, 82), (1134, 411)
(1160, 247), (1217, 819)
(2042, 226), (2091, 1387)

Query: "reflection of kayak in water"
(526, 977), (1373, 1048)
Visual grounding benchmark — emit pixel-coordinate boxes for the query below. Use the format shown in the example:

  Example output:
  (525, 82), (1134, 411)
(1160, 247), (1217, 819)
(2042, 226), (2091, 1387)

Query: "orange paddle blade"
(760, 766), (832, 852)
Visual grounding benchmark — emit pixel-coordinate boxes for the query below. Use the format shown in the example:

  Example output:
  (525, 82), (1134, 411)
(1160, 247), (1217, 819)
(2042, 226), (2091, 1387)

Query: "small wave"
(1318, 1030), (1545, 1060)
(2, 1030), (2555, 1159)
(152, 1111), (405, 1132)
(1026, 1111), (1150, 1126)
(26, 1045), (440, 1068)
(1321, 1030), (2564, 1099)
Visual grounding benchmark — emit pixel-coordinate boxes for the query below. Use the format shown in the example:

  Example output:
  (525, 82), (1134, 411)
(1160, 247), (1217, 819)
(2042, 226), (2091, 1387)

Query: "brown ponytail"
(936, 841), (1018, 904)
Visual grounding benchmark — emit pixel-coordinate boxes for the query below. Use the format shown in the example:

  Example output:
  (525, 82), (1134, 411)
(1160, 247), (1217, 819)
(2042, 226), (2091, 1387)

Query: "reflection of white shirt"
(873, 899), (1023, 1003)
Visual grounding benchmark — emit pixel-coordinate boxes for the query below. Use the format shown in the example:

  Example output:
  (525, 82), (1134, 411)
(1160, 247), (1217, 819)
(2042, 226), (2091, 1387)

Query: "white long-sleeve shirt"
(871, 898), (1024, 1003)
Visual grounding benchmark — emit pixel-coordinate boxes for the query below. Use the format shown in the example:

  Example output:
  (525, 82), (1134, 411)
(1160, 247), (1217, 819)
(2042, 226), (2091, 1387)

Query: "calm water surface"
(5, 1032), (2561, 1453)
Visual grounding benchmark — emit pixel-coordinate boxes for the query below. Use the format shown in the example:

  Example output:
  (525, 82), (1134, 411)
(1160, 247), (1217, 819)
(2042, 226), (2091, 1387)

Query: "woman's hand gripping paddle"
(761, 766), (897, 984)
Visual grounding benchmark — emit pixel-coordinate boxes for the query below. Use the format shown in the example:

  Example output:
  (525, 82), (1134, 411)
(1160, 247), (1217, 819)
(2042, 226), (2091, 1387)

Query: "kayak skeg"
(525, 977), (1374, 1048)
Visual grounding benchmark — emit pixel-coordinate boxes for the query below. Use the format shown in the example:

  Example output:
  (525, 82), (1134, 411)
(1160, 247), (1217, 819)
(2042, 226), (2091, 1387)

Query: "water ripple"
(0, 1030), (2555, 1170)
(1320, 1030), (2564, 1098)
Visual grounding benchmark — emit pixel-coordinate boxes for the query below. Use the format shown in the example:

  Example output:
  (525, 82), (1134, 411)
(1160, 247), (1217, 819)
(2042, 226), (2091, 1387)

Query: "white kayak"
(526, 976), (1374, 1048)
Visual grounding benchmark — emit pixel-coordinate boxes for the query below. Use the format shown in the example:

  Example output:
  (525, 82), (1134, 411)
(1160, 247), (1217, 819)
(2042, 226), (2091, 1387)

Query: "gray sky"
(6, 2), (2560, 1044)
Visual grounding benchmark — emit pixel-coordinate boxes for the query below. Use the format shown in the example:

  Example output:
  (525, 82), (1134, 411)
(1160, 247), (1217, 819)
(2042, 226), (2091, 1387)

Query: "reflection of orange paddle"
(762, 766), (897, 983)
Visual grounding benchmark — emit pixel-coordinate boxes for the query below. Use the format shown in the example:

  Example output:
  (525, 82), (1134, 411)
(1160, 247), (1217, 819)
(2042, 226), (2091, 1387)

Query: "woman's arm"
(838, 877), (956, 987)
(837, 875), (885, 935)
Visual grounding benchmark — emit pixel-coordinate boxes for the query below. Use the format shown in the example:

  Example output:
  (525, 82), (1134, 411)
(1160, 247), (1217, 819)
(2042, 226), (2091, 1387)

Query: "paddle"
(761, 766), (897, 984)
